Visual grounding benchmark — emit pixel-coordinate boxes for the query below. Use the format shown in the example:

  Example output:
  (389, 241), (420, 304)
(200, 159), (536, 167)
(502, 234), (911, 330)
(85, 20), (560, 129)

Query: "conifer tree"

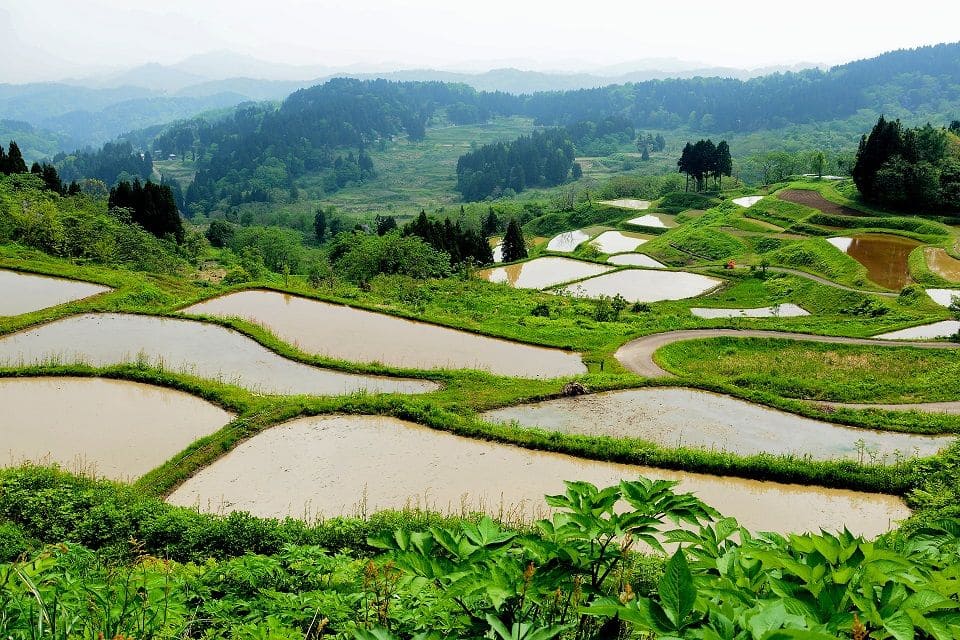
(501, 218), (527, 262)
(6, 142), (27, 174)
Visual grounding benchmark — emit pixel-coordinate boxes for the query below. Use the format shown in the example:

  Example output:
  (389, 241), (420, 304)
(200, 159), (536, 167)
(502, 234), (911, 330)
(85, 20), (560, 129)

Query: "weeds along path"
(755, 267), (899, 297)
(615, 328), (959, 379)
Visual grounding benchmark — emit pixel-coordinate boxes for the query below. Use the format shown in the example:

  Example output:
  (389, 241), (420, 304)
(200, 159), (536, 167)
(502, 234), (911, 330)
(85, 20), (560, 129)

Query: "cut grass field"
(656, 337), (960, 404)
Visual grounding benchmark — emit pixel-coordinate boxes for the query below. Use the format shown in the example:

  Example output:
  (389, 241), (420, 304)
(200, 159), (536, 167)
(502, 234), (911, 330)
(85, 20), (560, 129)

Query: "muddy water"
(560, 269), (722, 303)
(0, 270), (110, 316)
(0, 313), (437, 395)
(601, 199), (651, 210)
(626, 214), (674, 229)
(608, 254), (666, 268)
(478, 257), (612, 289)
(925, 248), (960, 282)
(732, 196), (764, 207)
(1, 377), (233, 479)
(546, 230), (591, 252)
(167, 415), (910, 536)
(876, 320), (960, 340)
(590, 231), (648, 253)
(184, 291), (585, 378)
(481, 388), (950, 462)
(690, 304), (809, 319)
(827, 234), (921, 290)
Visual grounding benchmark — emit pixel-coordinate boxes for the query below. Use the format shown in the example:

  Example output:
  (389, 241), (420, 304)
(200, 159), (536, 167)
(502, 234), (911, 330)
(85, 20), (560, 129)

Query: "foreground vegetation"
(2, 466), (960, 639)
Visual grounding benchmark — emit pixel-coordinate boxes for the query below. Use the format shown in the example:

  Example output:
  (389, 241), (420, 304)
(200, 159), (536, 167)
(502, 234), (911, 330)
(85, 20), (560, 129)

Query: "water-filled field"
(481, 388), (951, 461)
(0, 313), (438, 395)
(184, 290), (585, 378)
(477, 256), (612, 289)
(0, 269), (110, 316)
(1, 377), (233, 479)
(167, 414), (911, 536)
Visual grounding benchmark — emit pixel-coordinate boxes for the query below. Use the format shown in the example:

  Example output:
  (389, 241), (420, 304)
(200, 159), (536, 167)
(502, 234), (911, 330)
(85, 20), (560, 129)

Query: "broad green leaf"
(883, 609), (917, 640)
(659, 548), (697, 630)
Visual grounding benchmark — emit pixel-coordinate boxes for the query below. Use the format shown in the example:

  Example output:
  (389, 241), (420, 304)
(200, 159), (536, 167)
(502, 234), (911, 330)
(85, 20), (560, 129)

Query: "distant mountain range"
(0, 53), (824, 159)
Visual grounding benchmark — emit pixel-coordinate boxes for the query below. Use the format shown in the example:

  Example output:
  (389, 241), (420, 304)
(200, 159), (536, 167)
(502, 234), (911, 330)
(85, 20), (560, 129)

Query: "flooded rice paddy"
(607, 253), (666, 268)
(626, 214), (674, 229)
(876, 320), (960, 340)
(167, 415), (910, 536)
(690, 304), (809, 319)
(559, 269), (722, 303)
(1, 377), (233, 479)
(589, 231), (648, 253)
(732, 196), (764, 207)
(546, 230), (591, 252)
(480, 388), (951, 462)
(478, 257), (612, 289)
(184, 290), (585, 378)
(600, 199), (651, 210)
(926, 288), (960, 307)
(0, 269), (110, 316)
(925, 248), (960, 282)
(0, 313), (438, 395)
(827, 234), (921, 290)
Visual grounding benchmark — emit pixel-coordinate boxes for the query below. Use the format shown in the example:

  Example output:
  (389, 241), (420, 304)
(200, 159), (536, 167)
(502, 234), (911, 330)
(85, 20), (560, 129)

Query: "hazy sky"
(2, 0), (958, 82)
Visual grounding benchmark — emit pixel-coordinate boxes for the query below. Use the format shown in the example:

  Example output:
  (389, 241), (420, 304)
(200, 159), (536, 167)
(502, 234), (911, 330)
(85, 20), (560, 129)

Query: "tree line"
(1, 140), (79, 195)
(852, 116), (960, 212)
(677, 139), (732, 191)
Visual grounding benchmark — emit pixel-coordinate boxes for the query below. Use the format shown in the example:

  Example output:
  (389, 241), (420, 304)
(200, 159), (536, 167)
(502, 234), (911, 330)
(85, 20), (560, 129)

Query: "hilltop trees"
(852, 116), (960, 211)
(456, 128), (577, 201)
(677, 139), (732, 191)
(501, 218), (527, 262)
(108, 179), (185, 242)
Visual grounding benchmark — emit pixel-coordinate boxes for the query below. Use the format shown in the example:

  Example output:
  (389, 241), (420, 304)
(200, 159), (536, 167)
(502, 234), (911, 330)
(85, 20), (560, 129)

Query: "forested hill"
(137, 42), (960, 213)
(177, 79), (516, 213)
(520, 43), (960, 130)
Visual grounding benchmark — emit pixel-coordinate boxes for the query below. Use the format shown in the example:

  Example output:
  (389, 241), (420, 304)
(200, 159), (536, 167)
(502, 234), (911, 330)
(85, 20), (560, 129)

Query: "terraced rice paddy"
(545, 230), (590, 252)
(927, 288), (960, 307)
(481, 388), (950, 462)
(477, 257), (612, 289)
(589, 230), (648, 253)
(732, 196), (764, 207)
(607, 253), (666, 268)
(925, 247), (960, 282)
(0, 313), (438, 395)
(1, 377), (233, 479)
(559, 269), (722, 303)
(167, 414), (911, 536)
(690, 304), (809, 318)
(599, 199), (651, 210)
(827, 234), (921, 289)
(184, 290), (585, 378)
(625, 213), (674, 229)
(876, 320), (960, 340)
(0, 269), (110, 316)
